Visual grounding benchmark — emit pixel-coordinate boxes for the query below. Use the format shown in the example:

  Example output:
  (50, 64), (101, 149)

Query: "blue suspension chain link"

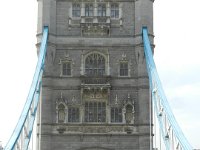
(142, 27), (193, 150)
(4, 26), (48, 150)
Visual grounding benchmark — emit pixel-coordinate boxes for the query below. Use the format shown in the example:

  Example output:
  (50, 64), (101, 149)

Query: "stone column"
(106, 2), (110, 16)
(81, 3), (85, 17)
(94, 2), (98, 23)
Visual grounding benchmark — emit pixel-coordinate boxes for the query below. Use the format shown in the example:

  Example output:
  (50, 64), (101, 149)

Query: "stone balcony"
(80, 16), (111, 36)
(80, 75), (111, 89)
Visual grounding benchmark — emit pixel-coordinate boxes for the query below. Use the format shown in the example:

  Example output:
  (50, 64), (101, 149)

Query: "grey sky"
(0, 0), (199, 149)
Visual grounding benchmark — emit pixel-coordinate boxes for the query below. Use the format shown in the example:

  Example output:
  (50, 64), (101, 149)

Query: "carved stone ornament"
(56, 92), (67, 106)
(57, 125), (66, 134)
(81, 25), (110, 37)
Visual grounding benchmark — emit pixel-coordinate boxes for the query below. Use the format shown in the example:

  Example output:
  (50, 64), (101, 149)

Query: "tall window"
(111, 107), (122, 123)
(120, 61), (128, 76)
(85, 53), (105, 76)
(72, 3), (80, 17)
(111, 4), (119, 18)
(98, 4), (106, 17)
(85, 102), (106, 122)
(62, 62), (71, 76)
(85, 4), (93, 17)
(58, 104), (65, 123)
(68, 107), (79, 122)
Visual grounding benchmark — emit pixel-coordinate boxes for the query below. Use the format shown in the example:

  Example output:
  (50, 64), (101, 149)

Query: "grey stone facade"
(36, 0), (154, 149)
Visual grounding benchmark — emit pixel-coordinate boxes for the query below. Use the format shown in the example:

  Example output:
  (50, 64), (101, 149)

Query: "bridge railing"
(4, 26), (48, 150)
(142, 27), (193, 150)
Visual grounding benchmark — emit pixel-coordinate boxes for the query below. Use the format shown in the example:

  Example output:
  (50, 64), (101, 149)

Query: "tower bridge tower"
(36, 0), (154, 149)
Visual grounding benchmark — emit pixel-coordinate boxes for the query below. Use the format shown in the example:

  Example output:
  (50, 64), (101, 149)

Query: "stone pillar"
(106, 2), (110, 16)
(119, 3), (123, 18)
(134, 0), (154, 35)
(81, 3), (85, 17)
(94, 2), (98, 23)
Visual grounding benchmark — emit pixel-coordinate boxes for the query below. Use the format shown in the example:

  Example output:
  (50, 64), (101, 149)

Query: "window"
(85, 53), (105, 76)
(72, 3), (80, 17)
(98, 4), (106, 17)
(85, 4), (93, 17)
(85, 102), (106, 122)
(62, 62), (71, 76)
(111, 4), (119, 18)
(68, 107), (79, 122)
(120, 61), (128, 76)
(111, 107), (122, 123)
(58, 104), (65, 123)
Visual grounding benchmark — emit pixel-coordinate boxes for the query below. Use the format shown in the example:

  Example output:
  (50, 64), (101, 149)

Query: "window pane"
(85, 4), (93, 16)
(72, 4), (80, 17)
(85, 53), (105, 76)
(62, 62), (71, 76)
(68, 107), (79, 122)
(111, 4), (119, 18)
(111, 107), (122, 123)
(84, 102), (106, 122)
(120, 62), (128, 76)
(98, 4), (106, 17)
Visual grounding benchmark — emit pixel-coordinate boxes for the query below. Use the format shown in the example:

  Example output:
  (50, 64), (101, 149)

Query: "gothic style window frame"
(85, 3), (93, 17)
(59, 55), (73, 77)
(56, 99), (67, 124)
(62, 61), (72, 76)
(72, 3), (81, 18)
(111, 3), (119, 19)
(119, 61), (129, 77)
(84, 53), (106, 76)
(98, 3), (106, 17)
(111, 107), (123, 123)
(68, 107), (80, 123)
(84, 101), (106, 123)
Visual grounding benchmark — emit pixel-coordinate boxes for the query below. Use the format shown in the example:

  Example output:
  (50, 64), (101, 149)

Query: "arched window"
(85, 53), (105, 76)
(58, 104), (65, 123)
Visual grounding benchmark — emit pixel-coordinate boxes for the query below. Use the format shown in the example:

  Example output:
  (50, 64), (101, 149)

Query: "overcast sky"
(0, 0), (200, 149)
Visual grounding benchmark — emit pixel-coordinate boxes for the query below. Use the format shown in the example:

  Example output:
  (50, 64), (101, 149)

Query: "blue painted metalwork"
(142, 27), (193, 150)
(4, 26), (48, 150)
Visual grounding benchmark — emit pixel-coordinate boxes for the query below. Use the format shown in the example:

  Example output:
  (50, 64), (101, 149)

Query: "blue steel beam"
(142, 27), (193, 150)
(4, 26), (48, 150)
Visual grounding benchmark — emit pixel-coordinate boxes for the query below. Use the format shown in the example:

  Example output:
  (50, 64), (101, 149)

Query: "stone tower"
(36, 0), (154, 149)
